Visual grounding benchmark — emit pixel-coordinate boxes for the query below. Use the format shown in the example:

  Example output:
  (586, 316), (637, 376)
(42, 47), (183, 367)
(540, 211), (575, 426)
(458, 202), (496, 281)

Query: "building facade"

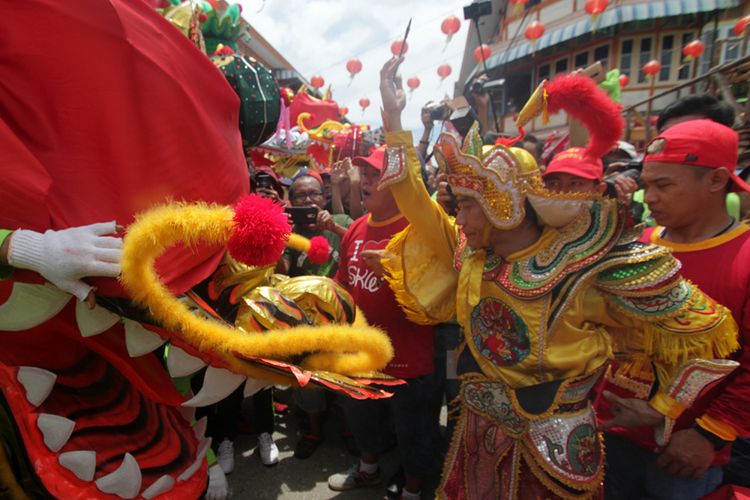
(459, 0), (749, 143)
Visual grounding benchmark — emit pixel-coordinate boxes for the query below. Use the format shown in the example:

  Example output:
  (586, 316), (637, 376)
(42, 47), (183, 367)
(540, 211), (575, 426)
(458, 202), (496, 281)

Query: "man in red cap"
(542, 147), (606, 194)
(544, 146), (639, 203)
(604, 119), (750, 499)
(327, 145), (440, 499)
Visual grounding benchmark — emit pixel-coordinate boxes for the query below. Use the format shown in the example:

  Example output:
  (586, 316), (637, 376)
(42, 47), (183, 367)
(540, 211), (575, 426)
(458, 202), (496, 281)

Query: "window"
(594, 45), (610, 68)
(725, 28), (740, 62)
(538, 64), (550, 83)
(575, 51), (589, 69)
(555, 57), (569, 74)
(638, 37), (653, 83)
(678, 33), (694, 80)
(620, 39), (633, 77)
(660, 35), (673, 81)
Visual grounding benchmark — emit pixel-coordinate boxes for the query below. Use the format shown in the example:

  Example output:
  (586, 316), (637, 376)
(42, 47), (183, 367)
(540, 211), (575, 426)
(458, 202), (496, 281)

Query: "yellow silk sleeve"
(379, 130), (459, 325)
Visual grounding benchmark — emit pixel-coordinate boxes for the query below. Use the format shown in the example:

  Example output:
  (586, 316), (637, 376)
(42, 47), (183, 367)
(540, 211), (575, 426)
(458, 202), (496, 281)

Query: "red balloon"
(391, 40), (408, 56)
(682, 39), (705, 59)
(310, 74), (325, 89)
(642, 60), (661, 76)
(734, 15), (750, 36)
(619, 74), (629, 88)
(407, 76), (420, 90)
(358, 98), (370, 110)
(441, 16), (461, 36)
(339, 106), (349, 116)
(584, 0), (608, 15)
(525, 21), (545, 41)
(437, 64), (452, 79)
(473, 44), (492, 62)
(346, 58), (362, 76)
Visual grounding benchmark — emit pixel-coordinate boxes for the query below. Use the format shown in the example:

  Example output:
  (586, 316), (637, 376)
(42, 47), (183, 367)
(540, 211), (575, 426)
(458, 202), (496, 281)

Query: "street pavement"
(223, 389), (444, 499)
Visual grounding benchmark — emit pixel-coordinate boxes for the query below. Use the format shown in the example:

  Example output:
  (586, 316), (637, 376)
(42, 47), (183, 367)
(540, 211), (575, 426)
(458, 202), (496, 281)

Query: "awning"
(469, 0), (740, 81)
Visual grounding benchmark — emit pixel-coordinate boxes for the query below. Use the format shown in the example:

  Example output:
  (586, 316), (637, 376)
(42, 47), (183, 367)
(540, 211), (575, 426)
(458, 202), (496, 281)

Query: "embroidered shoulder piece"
(594, 241), (686, 321)
(467, 199), (625, 299)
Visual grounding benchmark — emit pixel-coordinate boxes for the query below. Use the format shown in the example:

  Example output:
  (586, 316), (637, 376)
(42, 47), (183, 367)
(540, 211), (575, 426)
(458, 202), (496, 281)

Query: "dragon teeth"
(166, 346), (207, 378)
(17, 366), (56, 407)
(181, 367), (246, 408)
(58, 450), (96, 482)
(37, 413), (75, 453)
(95, 452), (142, 499)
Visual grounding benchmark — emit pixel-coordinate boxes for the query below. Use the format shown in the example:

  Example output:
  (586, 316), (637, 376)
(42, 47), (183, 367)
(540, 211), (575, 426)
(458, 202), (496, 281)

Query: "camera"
(254, 172), (274, 190)
(603, 165), (642, 199)
(428, 103), (452, 121)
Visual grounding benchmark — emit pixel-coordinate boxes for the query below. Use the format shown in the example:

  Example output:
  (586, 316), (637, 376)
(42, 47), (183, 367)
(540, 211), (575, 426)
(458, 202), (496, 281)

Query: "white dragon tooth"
(141, 475), (175, 499)
(95, 452), (142, 499)
(178, 438), (211, 482)
(17, 366), (56, 407)
(193, 416), (207, 440)
(123, 320), (165, 357)
(167, 346), (207, 378)
(75, 301), (119, 337)
(181, 367), (245, 408)
(59, 450), (96, 482)
(0, 282), (71, 331)
(37, 413), (75, 452)
(177, 405), (196, 423)
(243, 377), (269, 398)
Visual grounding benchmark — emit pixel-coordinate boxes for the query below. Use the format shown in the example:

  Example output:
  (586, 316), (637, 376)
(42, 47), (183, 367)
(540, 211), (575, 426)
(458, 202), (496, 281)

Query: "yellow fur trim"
(382, 226), (438, 325)
(286, 233), (311, 254)
(120, 202), (393, 379)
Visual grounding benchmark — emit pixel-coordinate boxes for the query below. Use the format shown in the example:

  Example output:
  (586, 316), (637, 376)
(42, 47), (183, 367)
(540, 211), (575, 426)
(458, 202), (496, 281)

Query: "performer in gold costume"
(375, 57), (739, 499)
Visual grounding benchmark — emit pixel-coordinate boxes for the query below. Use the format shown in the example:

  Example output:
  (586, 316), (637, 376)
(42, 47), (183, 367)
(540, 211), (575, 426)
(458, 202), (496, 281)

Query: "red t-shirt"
(335, 214), (434, 379)
(606, 224), (750, 464)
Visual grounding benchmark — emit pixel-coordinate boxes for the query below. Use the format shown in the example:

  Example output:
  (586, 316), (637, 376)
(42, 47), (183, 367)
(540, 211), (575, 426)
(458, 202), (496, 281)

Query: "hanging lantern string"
(306, 6), (464, 76)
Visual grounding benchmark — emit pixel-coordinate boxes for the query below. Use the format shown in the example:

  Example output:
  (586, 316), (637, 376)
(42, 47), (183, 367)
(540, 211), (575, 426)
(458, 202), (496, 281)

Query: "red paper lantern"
(407, 76), (421, 91)
(339, 106), (349, 116)
(310, 74), (325, 89)
(682, 39), (705, 60)
(358, 98), (370, 111)
(473, 44), (492, 63)
(391, 40), (408, 56)
(642, 60), (662, 77)
(525, 21), (545, 51)
(437, 64), (452, 80)
(441, 16), (461, 43)
(584, 0), (608, 20)
(734, 15), (750, 36)
(346, 58), (363, 77)
(619, 73), (629, 88)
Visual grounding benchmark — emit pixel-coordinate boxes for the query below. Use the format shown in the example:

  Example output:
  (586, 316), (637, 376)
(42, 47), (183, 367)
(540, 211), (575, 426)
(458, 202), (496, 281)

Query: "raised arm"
(378, 57), (459, 261)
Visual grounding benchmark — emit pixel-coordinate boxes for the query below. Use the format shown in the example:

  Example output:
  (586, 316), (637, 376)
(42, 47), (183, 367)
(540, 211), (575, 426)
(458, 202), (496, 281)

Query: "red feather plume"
(545, 75), (623, 159)
(306, 235), (331, 264)
(228, 194), (290, 266)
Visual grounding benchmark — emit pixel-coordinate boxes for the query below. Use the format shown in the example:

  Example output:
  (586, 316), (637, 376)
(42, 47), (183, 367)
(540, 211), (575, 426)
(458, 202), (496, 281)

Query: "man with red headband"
(603, 119), (750, 499)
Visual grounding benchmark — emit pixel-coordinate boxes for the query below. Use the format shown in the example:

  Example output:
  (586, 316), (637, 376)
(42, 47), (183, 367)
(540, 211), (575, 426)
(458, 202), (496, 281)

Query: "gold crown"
(434, 123), (543, 229)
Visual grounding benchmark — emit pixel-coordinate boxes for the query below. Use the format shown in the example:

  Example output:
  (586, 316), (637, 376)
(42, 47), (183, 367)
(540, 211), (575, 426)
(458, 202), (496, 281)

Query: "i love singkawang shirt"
(335, 214), (434, 379)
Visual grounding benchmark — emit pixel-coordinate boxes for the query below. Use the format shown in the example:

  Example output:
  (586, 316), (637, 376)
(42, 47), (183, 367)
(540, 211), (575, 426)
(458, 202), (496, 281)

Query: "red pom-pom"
(228, 194), (290, 266)
(198, 12), (208, 22)
(306, 236), (330, 265)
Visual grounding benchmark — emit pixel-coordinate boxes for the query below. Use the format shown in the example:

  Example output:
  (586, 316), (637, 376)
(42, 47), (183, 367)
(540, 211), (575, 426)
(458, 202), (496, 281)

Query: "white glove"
(206, 464), (228, 500)
(7, 221), (122, 301)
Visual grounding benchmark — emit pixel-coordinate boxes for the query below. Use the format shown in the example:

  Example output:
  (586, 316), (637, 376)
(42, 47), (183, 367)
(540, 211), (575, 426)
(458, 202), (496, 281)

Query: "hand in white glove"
(206, 464), (228, 500)
(7, 221), (122, 301)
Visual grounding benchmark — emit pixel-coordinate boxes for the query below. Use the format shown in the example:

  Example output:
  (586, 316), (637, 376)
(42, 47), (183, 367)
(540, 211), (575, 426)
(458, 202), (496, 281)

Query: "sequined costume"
(378, 103), (738, 497)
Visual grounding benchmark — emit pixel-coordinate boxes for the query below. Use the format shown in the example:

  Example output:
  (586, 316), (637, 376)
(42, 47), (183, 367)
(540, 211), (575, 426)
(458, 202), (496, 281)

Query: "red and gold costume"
(378, 75), (739, 499)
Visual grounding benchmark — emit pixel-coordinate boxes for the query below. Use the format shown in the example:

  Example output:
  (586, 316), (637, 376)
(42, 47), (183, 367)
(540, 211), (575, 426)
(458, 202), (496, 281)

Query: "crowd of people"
(1, 4), (749, 499)
(175, 57), (750, 500)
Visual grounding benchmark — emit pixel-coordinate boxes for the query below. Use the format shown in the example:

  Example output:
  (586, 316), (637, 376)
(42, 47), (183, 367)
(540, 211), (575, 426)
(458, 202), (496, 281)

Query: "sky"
(237, 0), (473, 132)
